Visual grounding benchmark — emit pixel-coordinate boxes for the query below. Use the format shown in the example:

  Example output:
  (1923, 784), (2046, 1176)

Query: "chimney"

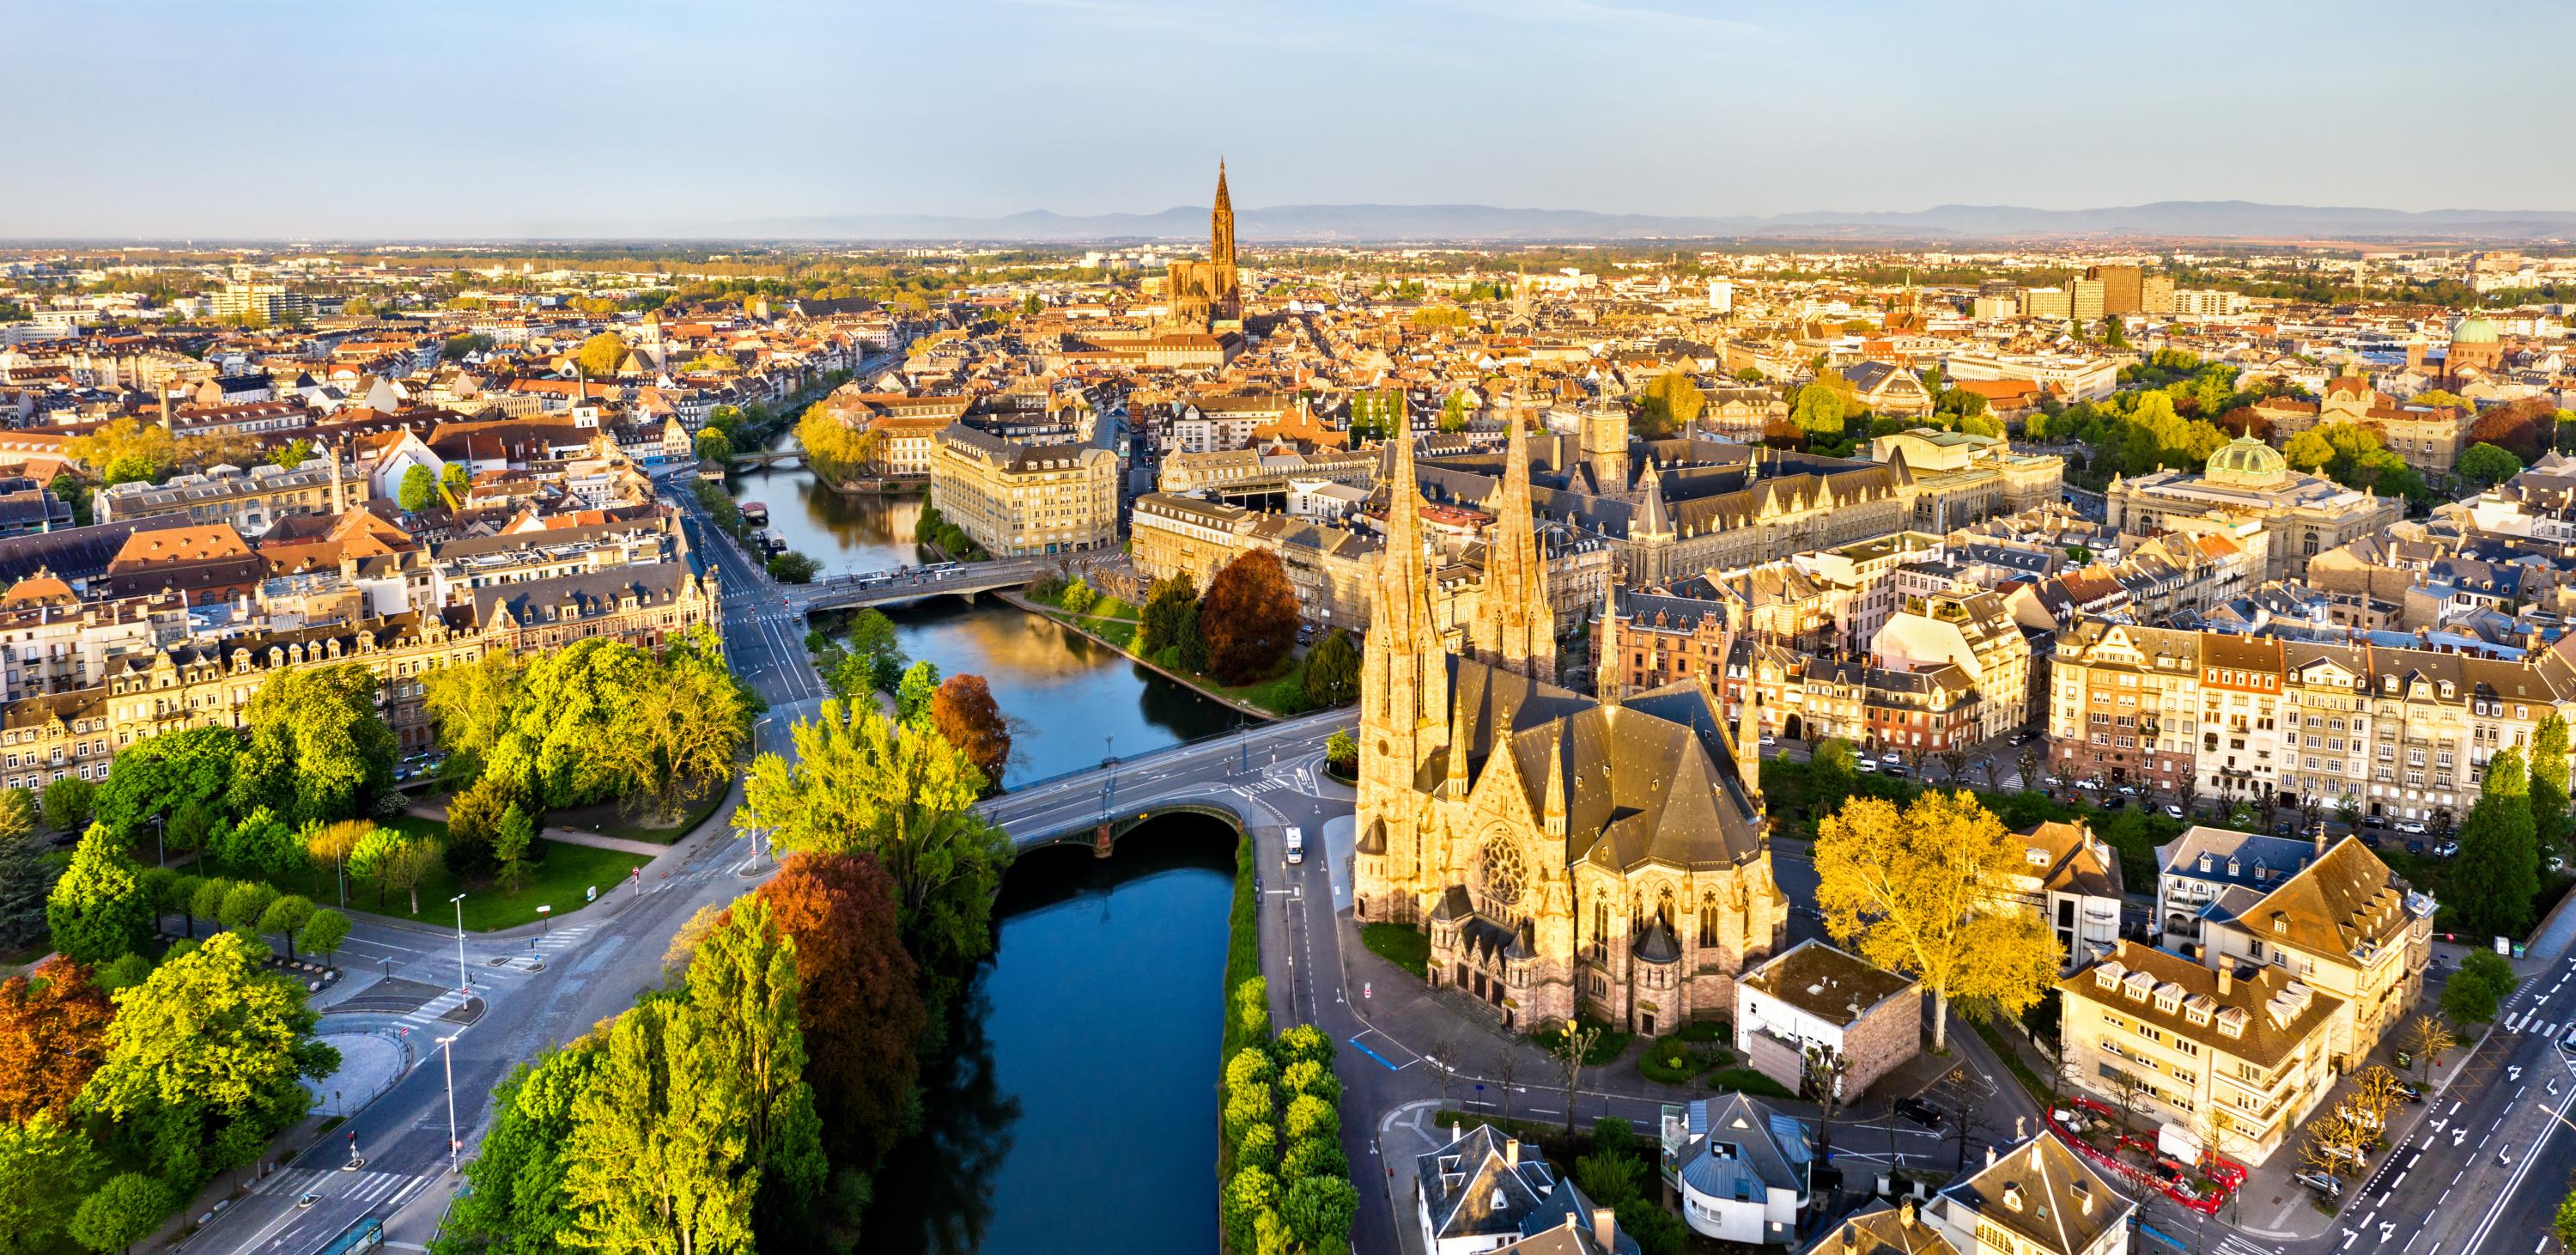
(1901, 1200), (1918, 1229)
(1504, 1139), (1520, 1169)
(1593, 1207), (1617, 1249)
(1842, 1223), (1860, 1255)
(2218, 966), (2233, 996)
(1984, 1145), (1997, 1170)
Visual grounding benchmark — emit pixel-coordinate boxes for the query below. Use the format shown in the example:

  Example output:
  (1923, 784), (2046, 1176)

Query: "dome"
(2453, 314), (2500, 344)
(2205, 436), (2288, 488)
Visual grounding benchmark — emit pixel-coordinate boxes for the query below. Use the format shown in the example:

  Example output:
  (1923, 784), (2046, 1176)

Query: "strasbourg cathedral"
(1352, 416), (1789, 1035)
(1164, 161), (1242, 326)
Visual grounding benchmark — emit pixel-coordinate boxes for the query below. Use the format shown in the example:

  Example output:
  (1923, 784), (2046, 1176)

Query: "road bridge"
(787, 557), (1054, 613)
(975, 709), (1349, 853)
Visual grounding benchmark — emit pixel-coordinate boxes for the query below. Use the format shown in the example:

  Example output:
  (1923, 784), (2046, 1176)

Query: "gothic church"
(1352, 416), (1788, 1035)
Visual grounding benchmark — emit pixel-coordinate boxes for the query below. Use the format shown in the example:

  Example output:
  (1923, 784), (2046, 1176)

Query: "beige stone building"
(1353, 430), (1787, 1035)
(1733, 940), (1922, 1100)
(928, 424), (1120, 557)
(2060, 941), (2342, 1167)
(2105, 438), (2399, 582)
(2196, 836), (2434, 1067)
(1873, 588), (2034, 739)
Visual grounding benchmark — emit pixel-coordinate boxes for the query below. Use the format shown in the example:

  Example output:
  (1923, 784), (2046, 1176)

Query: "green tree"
(766, 551), (819, 583)
(694, 429), (733, 465)
(681, 897), (827, 1232)
(2555, 1186), (2576, 1250)
(2534, 713), (2573, 850)
(1303, 629), (1361, 708)
(494, 805), (537, 895)
(228, 665), (397, 825)
(348, 829), (441, 915)
(559, 999), (757, 1255)
(442, 1041), (597, 1255)
(2457, 442), (2522, 486)
(483, 638), (656, 809)
(216, 881), (279, 935)
(0, 799), (53, 950)
(740, 701), (1013, 1021)
(586, 628), (753, 825)
(77, 931), (337, 1189)
(895, 660), (942, 723)
(1281, 1173), (1358, 1252)
(1438, 391), (1471, 433)
(398, 464), (438, 512)
(267, 438), (315, 471)
(69, 1172), (170, 1255)
(298, 909), (349, 965)
(422, 653), (522, 784)
(441, 461), (471, 498)
(258, 895), (315, 962)
(2454, 746), (2541, 941)
(2441, 948), (2518, 1023)
(0, 1112), (105, 1254)
(1791, 385), (1848, 443)
(40, 778), (93, 836)
(212, 807), (304, 881)
(47, 830), (150, 966)
(1136, 575), (1200, 659)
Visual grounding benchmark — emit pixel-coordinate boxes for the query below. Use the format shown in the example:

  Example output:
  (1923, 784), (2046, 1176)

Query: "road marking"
(2344, 1231), (2360, 1251)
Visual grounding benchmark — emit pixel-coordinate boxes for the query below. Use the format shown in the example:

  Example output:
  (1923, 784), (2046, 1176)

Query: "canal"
(734, 449), (1244, 1252)
(866, 819), (1237, 1255)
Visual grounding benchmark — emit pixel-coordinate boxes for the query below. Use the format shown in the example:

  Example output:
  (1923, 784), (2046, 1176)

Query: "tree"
(259, 895), (316, 962)
(2343, 1065), (2407, 1133)
(767, 551), (819, 584)
(2453, 746), (2540, 941)
(298, 909), (349, 965)
(0, 812), (53, 951)
(1200, 550), (1300, 683)
(212, 807), (304, 881)
(421, 653), (522, 783)
(2442, 948), (2518, 1023)
(1325, 729), (1358, 776)
(1136, 575), (1200, 659)
(69, 1173), (170, 1255)
(398, 464), (438, 512)
(797, 405), (884, 484)
(78, 931), (336, 1190)
(928, 674), (1012, 786)
(1303, 629), (1360, 708)
(678, 898), (827, 1234)
(495, 805), (536, 895)
(0, 1112), (105, 1254)
(65, 419), (178, 487)
(349, 829), (442, 915)
(739, 701), (1012, 1021)
(1791, 385), (1848, 443)
(895, 660), (942, 723)
(558, 998), (758, 1255)
(0, 959), (113, 1124)
(40, 778), (92, 835)
(228, 664), (397, 825)
(445, 773), (516, 878)
(694, 427), (734, 466)
(441, 461), (471, 498)
(2300, 1111), (2372, 1180)
(47, 829), (151, 966)
(1636, 371), (1707, 438)
(586, 631), (752, 827)
(1057, 578), (1096, 615)
(1546, 1020), (1601, 1134)
(2403, 1014), (2456, 1081)
(2532, 713), (2573, 849)
(216, 881), (278, 935)
(304, 819), (372, 904)
(1281, 1174), (1358, 1253)
(752, 853), (925, 1170)
(2457, 442), (2522, 487)
(1814, 790), (2063, 1051)
(442, 1039), (598, 1255)
(573, 332), (626, 379)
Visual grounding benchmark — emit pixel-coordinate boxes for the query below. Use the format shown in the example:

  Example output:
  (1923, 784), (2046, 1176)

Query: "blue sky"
(3, 0), (2566, 238)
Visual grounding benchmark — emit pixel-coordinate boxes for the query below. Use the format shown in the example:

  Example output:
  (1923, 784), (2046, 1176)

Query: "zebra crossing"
(383, 924), (600, 1030)
(267, 1166), (428, 1210)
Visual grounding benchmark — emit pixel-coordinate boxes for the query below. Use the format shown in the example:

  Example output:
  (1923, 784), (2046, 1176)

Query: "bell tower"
(1356, 428), (1449, 923)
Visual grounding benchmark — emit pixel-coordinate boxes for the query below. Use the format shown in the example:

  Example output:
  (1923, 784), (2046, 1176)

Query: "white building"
(1663, 1094), (1811, 1245)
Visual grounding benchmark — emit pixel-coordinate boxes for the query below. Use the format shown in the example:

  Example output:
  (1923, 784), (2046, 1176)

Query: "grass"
(1217, 653), (1315, 717)
(1674, 1019), (1731, 1044)
(566, 783), (728, 845)
(1532, 1014), (1633, 1067)
(1362, 923), (1431, 978)
(1707, 1067), (1795, 1099)
(238, 819), (653, 934)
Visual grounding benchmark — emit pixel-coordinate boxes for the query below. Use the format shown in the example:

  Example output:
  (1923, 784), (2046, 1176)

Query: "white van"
(1285, 827), (1304, 865)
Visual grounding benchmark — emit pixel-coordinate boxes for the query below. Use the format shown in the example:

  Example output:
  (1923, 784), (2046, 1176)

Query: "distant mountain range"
(726, 200), (2576, 244)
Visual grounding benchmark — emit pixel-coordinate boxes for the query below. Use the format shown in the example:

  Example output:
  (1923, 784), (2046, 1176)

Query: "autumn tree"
(740, 700), (1012, 1022)
(1814, 790), (2063, 1051)
(753, 853), (924, 1171)
(304, 819), (373, 903)
(928, 673), (1012, 786)
(1200, 549), (1300, 683)
(2453, 746), (2540, 940)
(2402, 1014), (2456, 1081)
(795, 405), (884, 483)
(573, 332), (626, 379)
(46, 829), (150, 966)
(2342, 1065), (2407, 1133)
(2300, 1111), (2372, 1180)
(1636, 371), (1707, 438)
(0, 959), (113, 1124)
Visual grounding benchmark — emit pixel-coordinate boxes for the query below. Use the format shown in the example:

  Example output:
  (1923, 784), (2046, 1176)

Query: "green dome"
(2205, 436), (2288, 488)
(2453, 314), (2500, 344)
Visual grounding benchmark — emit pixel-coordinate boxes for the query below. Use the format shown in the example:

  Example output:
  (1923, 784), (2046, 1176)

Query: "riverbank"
(999, 589), (1298, 723)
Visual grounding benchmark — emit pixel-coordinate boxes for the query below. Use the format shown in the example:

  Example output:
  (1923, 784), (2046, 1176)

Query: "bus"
(314, 1216), (385, 1255)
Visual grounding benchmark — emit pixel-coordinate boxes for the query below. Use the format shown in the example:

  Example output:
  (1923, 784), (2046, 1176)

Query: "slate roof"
(1938, 1135), (2132, 1255)
(1676, 1093), (1811, 1206)
(1418, 1124), (1559, 1245)
(1816, 1202), (1960, 1255)
(2065, 941), (2342, 1070)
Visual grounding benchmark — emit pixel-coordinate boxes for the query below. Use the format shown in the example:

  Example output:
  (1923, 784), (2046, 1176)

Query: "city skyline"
(5, 0), (2572, 239)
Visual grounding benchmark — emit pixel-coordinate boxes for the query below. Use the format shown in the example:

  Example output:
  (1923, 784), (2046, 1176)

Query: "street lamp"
(436, 1032), (461, 1172)
(450, 893), (470, 995)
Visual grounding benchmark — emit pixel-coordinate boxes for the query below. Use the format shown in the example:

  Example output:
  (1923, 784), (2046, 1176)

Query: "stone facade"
(1163, 163), (1241, 327)
(1353, 431), (1786, 1035)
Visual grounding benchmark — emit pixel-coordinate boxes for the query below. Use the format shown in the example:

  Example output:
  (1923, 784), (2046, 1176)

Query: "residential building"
(1734, 939), (1923, 1100)
(1927, 1136), (2132, 1255)
(2059, 942), (2341, 1167)
(1414, 1124), (1640, 1255)
(2194, 836), (2434, 1067)
(1874, 588), (2036, 738)
(2008, 821), (2124, 971)
(95, 455), (369, 531)
(2084, 265), (2144, 316)
(2154, 826), (2324, 944)
(927, 423), (1120, 557)
(1662, 1093), (1814, 1245)
(1807, 1201), (1955, 1255)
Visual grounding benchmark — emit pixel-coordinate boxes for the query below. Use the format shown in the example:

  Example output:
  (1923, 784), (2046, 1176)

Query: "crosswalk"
(386, 924), (601, 1030)
(266, 1166), (428, 1211)
(2213, 1233), (2275, 1255)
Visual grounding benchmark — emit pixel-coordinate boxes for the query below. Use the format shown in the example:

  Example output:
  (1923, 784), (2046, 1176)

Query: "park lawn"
(283, 827), (651, 933)
(1532, 1014), (1632, 1068)
(1079, 594), (1139, 619)
(564, 783), (728, 845)
(1218, 653), (1315, 717)
(1361, 923), (1431, 978)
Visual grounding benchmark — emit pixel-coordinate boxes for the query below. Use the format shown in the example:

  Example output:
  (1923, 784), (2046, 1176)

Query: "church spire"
(1473, 407), (1556, 681)
(1210, 160), (1236, 277)
(1734, 679), (1764, 810)
(1595, 583), (1623, 707)
(1542, 724), (1567, 840)
(1446, 682), (1472, 799)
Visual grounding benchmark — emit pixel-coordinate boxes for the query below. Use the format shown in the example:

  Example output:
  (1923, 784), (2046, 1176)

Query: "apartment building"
(2060, 942), (2341, 1167)
(2154, 827), (2325, 943)
(2195, 836), (2434, 1068)
(95, 457), (368, 531)
(2046, 621), (2203, 795)
(1924, 1136), (2132, 1255)
(1874, 589), (2035, 739)
(928, 423), (1120, 557)
(2009, 821), (2124, 972)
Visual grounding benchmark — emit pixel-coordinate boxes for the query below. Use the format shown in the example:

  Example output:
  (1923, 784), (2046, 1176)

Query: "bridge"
(786, 557), (1054, 613)
(976, 708), (1350, 853)
(733, 447), (803, 468)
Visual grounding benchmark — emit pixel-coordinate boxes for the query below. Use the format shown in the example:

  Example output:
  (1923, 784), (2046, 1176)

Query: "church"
(1163, 161), (1242, 327)
(1352, 415), (1789, 1037)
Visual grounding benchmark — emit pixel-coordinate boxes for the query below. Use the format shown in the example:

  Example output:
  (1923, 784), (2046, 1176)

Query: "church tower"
(1582, 396), (1630, 494)
(1211, 161), (1236, 281)
(1355, 428), (1449, 924)
(1473, 409), (1557, 681)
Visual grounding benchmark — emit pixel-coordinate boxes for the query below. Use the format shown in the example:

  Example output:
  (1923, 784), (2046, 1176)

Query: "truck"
(1285, 827), (1304, 865)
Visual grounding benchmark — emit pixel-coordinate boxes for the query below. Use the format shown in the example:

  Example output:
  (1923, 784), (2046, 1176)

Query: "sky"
(3, 0), (2569, 240)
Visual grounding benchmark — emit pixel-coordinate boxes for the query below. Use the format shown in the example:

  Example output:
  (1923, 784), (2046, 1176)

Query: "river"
(730, 454), (1242, 1252)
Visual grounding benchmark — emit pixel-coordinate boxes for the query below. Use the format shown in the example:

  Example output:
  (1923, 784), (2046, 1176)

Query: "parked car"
(2164, 804), (2184, 819)
(2116, 783), (2139, 797)
(2293, 1172), (2343, 1198)
(2075, 778), (2103, 792)
(2104, 796), (2127, 811)
(1894, 1097), (1945, 1130)
(1856, 759), (1878, 774)
(1880, 752), (1901, 765)
(2396, 819), (2428, 836)
(2404, 839), (2425, 856)
(2270, 820), (2294, 837)
(2434, 840), (2459, 858)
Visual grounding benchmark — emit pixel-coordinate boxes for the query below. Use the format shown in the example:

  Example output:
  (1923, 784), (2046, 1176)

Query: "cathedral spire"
(1734, 678), (1764, 811)
(1596, 583), (1623, 707)
(1446, 682), (1472, 798)
(1473, 407), (1556, 680)
(1542, 724), (1567, 840)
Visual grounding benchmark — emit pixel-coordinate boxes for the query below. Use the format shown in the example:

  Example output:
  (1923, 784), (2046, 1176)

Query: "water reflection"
(726, 458), (924, 576)
(866, 820), (1237, 1255)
